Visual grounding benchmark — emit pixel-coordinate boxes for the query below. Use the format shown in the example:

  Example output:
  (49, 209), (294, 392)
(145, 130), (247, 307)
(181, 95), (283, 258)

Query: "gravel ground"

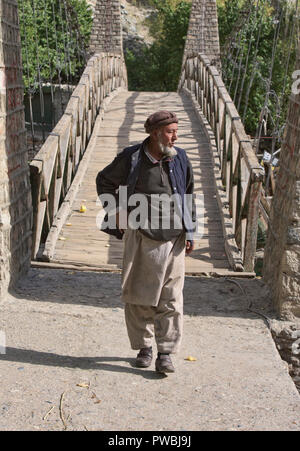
(0, 268), (299, 431)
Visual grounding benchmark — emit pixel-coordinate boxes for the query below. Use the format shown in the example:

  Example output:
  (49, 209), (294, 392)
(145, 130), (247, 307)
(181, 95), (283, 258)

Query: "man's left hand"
(185, 240), (194, 255)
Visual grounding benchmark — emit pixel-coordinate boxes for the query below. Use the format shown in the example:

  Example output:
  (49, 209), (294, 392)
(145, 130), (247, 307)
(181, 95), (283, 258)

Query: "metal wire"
(18, 0), (91, 160)
(221, 0), (299, 171)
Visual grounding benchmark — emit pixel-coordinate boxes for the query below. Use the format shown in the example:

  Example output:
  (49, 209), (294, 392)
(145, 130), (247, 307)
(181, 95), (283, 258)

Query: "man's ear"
(151, 129), (159, 142)
(154, 128), (163, 141)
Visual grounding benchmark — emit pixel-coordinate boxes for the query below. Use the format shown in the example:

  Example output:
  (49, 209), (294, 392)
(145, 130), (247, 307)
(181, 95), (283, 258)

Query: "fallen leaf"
(80, 204), (87, 213)
(59, 237), (66, 241)
(185, 356), (197, 362)
(66, 223), (72, 226)
(94, 400), (101, 404)
(76, 382), (90, 389)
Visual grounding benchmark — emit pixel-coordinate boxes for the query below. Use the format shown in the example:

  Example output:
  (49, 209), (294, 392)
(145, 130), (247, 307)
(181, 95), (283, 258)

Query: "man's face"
(158, 123), (178, 148)
(153, 123), (178, 157)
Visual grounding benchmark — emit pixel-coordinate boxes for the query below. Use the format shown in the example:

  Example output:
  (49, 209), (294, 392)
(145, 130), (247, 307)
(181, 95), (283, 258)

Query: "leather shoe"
(136, 347), (153, 368)
(155, 353), (175, 373)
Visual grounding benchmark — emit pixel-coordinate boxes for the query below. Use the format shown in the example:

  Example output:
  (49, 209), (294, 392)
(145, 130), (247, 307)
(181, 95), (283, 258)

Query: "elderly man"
(96, 111), (195, 374)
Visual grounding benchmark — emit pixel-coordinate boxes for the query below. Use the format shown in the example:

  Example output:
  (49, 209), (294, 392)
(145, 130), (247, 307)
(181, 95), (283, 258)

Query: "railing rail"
(30, 53), (128, 259)
(179, 53), (264, 272)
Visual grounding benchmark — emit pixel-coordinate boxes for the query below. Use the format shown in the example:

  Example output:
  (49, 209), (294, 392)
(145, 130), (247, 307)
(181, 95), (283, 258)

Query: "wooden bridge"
(30, 52), (263, 276)
(7, 0), (296, 320)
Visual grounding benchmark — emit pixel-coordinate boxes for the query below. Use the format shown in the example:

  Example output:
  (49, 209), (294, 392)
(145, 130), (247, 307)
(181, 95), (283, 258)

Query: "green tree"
(125, 0), (191, 91)
(19, 0), (93, 92)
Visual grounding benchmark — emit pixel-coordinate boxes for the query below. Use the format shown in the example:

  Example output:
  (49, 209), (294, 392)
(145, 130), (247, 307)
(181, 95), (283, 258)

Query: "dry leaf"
(76, 382), (90, 389)
(185, 356), (197, 362)
(66, 223), (72, 226)
(59, 237), (66, 241)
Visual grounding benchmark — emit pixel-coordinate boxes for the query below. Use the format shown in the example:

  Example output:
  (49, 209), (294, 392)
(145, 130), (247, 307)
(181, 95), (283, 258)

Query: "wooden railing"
(179, 53), (264, 272)
(30, 53), (127, 259)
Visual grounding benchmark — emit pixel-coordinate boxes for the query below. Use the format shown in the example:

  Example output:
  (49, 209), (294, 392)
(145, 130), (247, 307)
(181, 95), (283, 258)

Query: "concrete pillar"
(183, 0), (221, 67)
(263, 46), (300, 320)
(89, 0), (122, 55)
(0, 0), (32, 298)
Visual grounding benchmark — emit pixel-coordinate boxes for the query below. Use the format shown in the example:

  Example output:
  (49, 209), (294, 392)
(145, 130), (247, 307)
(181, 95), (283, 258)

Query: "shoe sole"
(136, 362), (152, 368)
(136, 359), (152, 368)
(155, 365), (175, 374)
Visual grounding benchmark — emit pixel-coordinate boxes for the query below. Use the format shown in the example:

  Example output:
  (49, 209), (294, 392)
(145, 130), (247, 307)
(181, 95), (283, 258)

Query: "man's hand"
(185, 240), (194, 255)
(116, 211), (127, 234)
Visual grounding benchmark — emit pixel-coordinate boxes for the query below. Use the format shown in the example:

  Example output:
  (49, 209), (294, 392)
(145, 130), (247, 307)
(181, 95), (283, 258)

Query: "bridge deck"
(53, 91), (232, 275)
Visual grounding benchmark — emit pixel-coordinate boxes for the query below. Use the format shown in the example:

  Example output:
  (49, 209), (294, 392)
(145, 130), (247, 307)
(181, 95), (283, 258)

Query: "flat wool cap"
(144, 111), (178, 133)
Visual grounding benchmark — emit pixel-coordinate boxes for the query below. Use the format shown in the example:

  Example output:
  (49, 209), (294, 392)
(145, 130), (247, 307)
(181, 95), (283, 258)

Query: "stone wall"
(263, 47), (300, 321)
(271, 320), (300, 393)
(183, 0), (220, 67)
(0, 0), (32, 298)
(89, 0), (123, 55)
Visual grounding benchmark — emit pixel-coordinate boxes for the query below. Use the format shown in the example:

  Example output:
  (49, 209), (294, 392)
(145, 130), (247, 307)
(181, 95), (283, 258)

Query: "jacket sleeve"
(96, 150), (131, 202)
(186, 157), (197, 226)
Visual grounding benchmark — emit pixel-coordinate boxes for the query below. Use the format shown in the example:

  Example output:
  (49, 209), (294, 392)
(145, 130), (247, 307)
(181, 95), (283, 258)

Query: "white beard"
(158, 140), (177, 158)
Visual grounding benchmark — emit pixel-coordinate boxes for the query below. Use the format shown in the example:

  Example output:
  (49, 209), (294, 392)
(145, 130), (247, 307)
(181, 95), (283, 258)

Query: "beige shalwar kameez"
(121, 228), (186, 353)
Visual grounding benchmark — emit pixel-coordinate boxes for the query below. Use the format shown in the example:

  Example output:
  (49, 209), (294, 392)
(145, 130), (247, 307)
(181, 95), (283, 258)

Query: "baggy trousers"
(121, 229), (186, 354)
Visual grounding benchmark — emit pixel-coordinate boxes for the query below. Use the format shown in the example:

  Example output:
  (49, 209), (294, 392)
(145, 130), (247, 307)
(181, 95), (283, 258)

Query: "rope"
(42, 0), (55, 127)
(228, 4), (256, 94)
(254, 2), (285, 154)
(242, 2), (265, 123)
(20, 0), (36, 155)
(236, 0), (261, 111)
(233, 0), (257, 104)
(32, 0), (46, 142)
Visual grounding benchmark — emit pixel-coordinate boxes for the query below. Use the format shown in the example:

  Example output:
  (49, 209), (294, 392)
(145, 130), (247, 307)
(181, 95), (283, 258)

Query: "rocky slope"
(120, 0), (155, 53)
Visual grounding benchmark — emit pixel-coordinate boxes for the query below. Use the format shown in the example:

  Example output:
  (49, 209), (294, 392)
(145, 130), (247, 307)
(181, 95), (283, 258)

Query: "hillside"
(121, 0), (155, 52)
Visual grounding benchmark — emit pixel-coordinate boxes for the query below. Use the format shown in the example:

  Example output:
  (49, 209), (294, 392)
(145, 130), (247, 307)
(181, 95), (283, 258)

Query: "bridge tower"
(263, 46), (300, 320)
(183, 0), (221, 67)
(89, 0), (123, 56)
(0, 0), (32, 298)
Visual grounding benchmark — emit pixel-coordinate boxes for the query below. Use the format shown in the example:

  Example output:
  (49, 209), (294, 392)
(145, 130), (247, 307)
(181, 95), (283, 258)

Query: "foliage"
(125, 0), (191, 91)
(19, 0), (93, 93)
(217, 0), (298, 138)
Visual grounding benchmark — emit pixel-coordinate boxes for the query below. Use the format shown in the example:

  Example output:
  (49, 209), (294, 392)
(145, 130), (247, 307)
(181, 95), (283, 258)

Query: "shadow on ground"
(0, 347), (168, 380)
(11, 267), (275, 322)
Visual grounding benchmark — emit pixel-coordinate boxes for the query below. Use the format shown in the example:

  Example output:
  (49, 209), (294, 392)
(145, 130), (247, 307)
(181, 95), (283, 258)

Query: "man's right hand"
(116, 211), (127, 234)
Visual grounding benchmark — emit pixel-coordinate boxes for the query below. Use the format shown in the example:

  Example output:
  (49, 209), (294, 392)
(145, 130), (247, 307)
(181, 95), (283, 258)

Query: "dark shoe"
(155, 353), (175, 374)
(136, 347), (153, 368)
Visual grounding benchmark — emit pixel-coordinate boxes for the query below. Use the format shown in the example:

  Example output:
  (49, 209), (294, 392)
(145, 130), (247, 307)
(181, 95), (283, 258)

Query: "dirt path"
(0, 268), (299, 431)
